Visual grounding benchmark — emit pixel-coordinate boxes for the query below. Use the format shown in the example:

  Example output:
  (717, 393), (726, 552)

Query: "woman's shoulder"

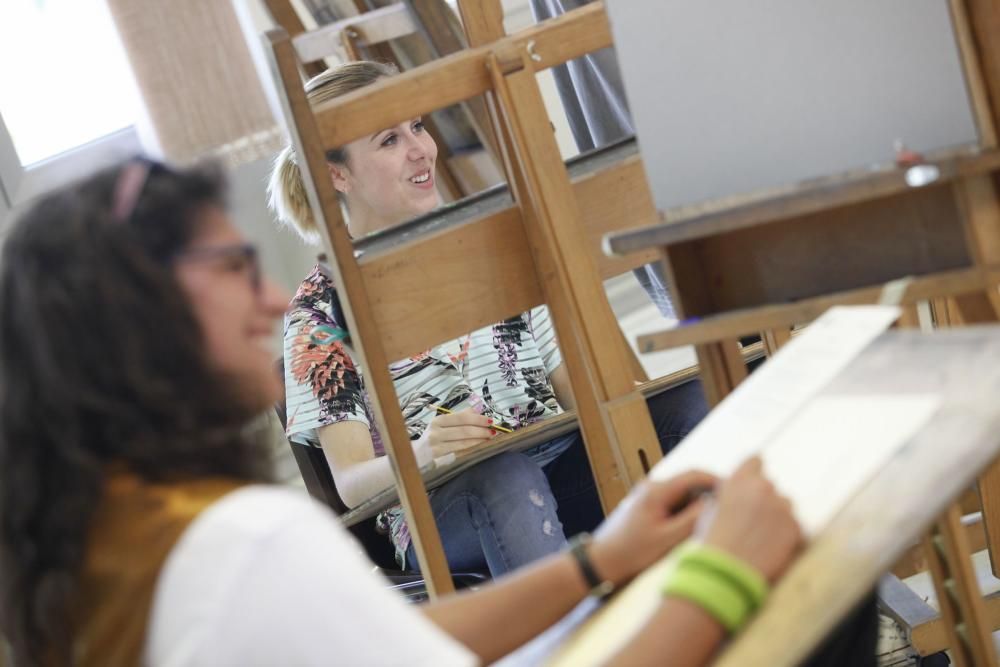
(290, 264), (336, 309)
(177, 485), (346, 549)
(147, 484), (477, 666)
(287, 265), (350, 331)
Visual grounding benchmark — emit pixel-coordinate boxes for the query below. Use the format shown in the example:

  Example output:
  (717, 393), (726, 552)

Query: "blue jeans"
(406, 380), (709, 575)
(544, 378), (710, 537)
(406, 451), (567, 576)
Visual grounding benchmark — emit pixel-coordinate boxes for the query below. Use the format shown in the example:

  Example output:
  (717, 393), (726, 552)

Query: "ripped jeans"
(406, 450), (567, 576)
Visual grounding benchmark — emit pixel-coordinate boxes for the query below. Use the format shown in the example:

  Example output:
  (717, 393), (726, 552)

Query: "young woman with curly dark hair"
(0, 158), (875, 666)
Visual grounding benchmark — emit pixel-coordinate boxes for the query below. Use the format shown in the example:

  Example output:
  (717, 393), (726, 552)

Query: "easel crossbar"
(311, 2), (611, 148)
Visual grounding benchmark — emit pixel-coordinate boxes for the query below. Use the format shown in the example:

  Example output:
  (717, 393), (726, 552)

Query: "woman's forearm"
(331, 455), (401, 508)
(422, 551), (591, 664)
(606, 598), (725, 667)
(423, 555), (725, 667)
(319, 422), (431, 508)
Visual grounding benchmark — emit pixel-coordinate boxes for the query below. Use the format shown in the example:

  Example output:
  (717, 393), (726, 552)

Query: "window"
(0, 0), (142, 208)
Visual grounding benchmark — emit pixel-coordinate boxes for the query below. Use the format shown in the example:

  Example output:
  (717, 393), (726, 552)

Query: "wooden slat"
(963, 0), (1000, 141)
(951, 0), (999, 148)
(949, 172), (1000, 579)
(264, 28), (454, 596)
(457, 0), (505, 46)
(962, 486), (983, 514)
(637, 266), (1000, 353)
(690, 186), (970, 314)
(891, 512), (986, 579)
(912, 590), (1000, 656)
(292, 3), (413, 63)
(924, 505), (997, 666)
(605, 148), (1000, 255)
(879, 574), (939, 641)
(361, 154), (658, 361)
(407, 0), (504, 166)
(264, 0), (327, 78)
(693, 341), (747, 407)
(490, 50), (644, 507)
(761, 328), (792, 356)
(313, 2), (612, 147)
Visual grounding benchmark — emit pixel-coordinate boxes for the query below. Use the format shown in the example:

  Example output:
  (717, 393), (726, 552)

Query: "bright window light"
(0, 0), (140, 166)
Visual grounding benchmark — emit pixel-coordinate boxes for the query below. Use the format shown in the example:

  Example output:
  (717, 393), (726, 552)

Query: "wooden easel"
(263, 0), (1000, 660)
(264, 3), (683, 596)
(599, 0), (1000, 658)
(548, 325), (1000, 667)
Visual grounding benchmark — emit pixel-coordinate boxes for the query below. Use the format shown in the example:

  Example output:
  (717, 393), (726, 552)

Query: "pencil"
(431, 405), (514, 433)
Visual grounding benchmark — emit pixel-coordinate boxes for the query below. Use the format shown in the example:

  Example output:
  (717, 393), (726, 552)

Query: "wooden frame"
(600, 0), (1000, 657)
(261, 0), (1000, 661)
(263, 2), (682, 597)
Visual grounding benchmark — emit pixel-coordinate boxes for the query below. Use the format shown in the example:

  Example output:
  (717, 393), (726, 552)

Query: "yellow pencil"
(431, 405), (514, 433)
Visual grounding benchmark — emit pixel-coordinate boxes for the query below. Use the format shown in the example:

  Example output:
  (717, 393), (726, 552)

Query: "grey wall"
(227, 155), (319, 298)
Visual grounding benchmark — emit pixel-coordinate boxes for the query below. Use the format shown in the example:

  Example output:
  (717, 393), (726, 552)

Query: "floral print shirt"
(283, 265), (567, 564)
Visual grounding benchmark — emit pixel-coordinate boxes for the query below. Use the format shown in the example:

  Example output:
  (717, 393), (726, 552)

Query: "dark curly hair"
(0, 160), (272, 664)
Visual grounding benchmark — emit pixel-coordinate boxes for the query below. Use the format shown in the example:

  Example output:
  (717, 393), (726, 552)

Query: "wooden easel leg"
(761, 327), (792, 357)
(895, 304), (922, 329)
(977, 464), (1000, 578)
(958, 301), (1000, 574)
(923, 503), (998, 666)
(604, 392), (664, 482)
(265, 30), (456, 595)
(478, 58), (631, 512)
(694, 339), (748, 408)
(617, 325), (650, 383)
(953, 172), (1000, 577)
(486, 50), (664, 507)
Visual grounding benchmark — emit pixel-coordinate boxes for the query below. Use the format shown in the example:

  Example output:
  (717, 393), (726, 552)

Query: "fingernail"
(491, 428), (497, 435)
(487, 418), (493, 424)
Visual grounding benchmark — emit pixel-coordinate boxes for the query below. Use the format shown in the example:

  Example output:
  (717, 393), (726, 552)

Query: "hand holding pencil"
(415, 406), (504, 460)
(432, 405), (513, 433)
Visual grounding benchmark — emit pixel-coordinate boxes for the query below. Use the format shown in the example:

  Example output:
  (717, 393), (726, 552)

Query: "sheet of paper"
(545, 395), (941, 667)
(760, 393), (940, 536)
(651, 305), (902, 483)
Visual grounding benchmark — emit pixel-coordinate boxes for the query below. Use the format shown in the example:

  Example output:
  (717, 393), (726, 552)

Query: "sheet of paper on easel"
(649, 306), (942, 537)
(604, 0), (980, 210)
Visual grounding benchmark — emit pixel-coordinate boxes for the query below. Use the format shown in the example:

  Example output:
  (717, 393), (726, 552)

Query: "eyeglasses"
(112, 160), (263, 295)
(173, 243), (262, 295)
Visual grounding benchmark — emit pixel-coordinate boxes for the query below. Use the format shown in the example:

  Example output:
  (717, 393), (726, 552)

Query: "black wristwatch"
(568, 532), (615, 600)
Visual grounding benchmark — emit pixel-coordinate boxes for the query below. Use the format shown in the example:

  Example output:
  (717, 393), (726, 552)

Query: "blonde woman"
(272, 62), (710, 577)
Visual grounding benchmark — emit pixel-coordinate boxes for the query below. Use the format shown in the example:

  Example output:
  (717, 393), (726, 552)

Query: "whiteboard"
(604, 1), (980, 210)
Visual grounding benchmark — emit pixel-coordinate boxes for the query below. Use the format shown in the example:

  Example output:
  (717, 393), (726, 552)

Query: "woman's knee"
(463, 451), (554, 501)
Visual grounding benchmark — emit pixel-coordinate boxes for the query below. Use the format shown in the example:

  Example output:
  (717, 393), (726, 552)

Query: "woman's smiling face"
(332, 116), (440, 234)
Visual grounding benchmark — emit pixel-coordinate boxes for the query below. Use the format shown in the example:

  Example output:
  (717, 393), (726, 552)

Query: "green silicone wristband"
(662, 562), (751, 633)
(679, 543), (769, 610)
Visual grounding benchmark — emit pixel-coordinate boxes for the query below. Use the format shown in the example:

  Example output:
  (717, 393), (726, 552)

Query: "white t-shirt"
(145, 485), (478, 666)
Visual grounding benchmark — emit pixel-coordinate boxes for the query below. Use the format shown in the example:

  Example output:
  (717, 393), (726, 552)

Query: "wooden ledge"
(605, 146), (1000, 255)
(636, 266), (1000, 353)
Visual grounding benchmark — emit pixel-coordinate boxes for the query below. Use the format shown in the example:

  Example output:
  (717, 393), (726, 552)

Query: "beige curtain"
(107, 0), (283, 167)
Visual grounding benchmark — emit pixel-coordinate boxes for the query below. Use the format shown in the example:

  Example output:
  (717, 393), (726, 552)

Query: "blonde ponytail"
(267, 145), (321, 244)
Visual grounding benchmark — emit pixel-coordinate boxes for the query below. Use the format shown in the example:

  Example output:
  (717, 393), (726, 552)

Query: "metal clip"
(526, 40), (542, 62)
